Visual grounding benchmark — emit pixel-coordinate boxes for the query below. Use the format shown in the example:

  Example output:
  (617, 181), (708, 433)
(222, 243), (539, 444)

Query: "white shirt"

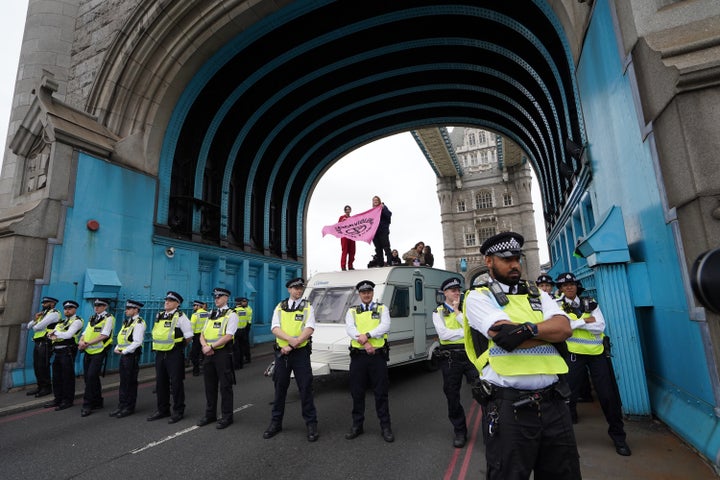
(432, 304), (465, 343)
(211, 306), (239, 336)
(51, 316), (84, 348)
(271, 298), (316, 331)
(28, 309), (61, 331)
(464, 280), (570, 390)
(345, 302), (390, 340)
(164, 309), (194, 339)
(116, 314), (147, 354)
(559, 296), (606, 334)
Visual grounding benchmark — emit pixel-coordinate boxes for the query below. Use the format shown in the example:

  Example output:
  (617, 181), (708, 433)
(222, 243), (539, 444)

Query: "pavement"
(1, 344), (717, 479)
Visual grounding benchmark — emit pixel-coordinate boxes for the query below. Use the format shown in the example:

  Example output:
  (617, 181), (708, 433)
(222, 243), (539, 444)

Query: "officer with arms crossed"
(556, 272), (631, 456)
(45, 300), (83, 410)
(110, 299), (146, 418)
(197, 287), (238, 429)
(464, 232), (580, 479)
(344, 280), (394, 443)
(147, 291), (194, 424)
(26, 296), (61, 397)
(432, 277), (479, 448)
(263, 278), (319, 442)
(78, 299), (115, 417)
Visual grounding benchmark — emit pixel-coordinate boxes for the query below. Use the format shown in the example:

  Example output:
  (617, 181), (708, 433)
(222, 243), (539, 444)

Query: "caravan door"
(411, 273), (426, 357)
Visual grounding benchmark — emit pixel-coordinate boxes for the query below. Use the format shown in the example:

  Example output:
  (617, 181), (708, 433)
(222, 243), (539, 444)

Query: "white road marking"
(130, 403), (253, 454)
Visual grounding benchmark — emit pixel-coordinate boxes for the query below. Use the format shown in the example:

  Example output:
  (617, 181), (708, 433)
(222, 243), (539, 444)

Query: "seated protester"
(389, 249), (402, 266)
(402, 241), (425, 266)
(423, 245), (434, 267)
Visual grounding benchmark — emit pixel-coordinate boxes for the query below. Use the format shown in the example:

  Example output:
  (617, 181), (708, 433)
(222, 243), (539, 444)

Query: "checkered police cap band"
(485, 237), (522, 255)
(94, 299), (109, 306)
(63, 300), (79, 309)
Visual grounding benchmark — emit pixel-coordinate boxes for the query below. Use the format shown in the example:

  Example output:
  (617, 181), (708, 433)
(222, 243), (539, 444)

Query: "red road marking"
(443, 400), (483, 480)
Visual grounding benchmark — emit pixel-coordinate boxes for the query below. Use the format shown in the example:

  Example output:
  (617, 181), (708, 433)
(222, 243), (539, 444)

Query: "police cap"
(356, 280), (375, 292)
(286, 277), (305, 289)
(480, 232), (524, 257)
(536, 274), (554, 285)
(41, 296), (59, 304)
(93, 298), (109, 307)
(441, 277), (462, 291)
(165, 291), (183, 304)
(62, 300), (79, 309)
(213, 287), (231, 298)
(125, 299), (144, 309)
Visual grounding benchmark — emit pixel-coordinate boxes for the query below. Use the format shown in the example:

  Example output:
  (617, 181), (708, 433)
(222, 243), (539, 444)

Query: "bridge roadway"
(0, 344), (715, 479)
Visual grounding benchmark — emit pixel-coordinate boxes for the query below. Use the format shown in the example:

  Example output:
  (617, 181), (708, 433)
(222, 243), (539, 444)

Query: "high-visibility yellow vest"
(350, 305), (386, 348)
(52, 316), (82, 347)
(116, 317), (145, 352)
(83, 314), (115, 355)
(152, 311), (184, 351)
(33, 308), (60, 340)
(463, 286), (567, 376)
(190, 309), (208, 334)
(436, 305), (465, 346)
(235, 306), (252, 328)
(274, 300), (310, 348)
(202, 308), (232, 348)
(563, 306), (605, 355)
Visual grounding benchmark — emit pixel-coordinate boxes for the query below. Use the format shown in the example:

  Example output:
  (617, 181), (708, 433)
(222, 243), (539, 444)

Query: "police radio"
(488, 282), (509, 306)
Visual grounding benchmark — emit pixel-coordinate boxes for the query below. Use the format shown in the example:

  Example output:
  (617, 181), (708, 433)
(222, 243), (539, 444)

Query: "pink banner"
(321, 205), (382, 244)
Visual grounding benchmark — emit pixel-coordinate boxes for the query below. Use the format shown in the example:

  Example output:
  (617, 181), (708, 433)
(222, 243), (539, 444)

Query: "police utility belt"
(436, 345), (467, 359)
(472, 379), (570, 408)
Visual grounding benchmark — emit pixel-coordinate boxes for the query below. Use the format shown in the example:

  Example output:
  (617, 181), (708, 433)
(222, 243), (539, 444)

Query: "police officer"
(44, 300), (83, 410)
(197, 287), (238, 429)
(234, 296), (253, 364)
(344, 280), (394, 443)
(263, 277), (319, 442)
(231, 297), (245, 370)
(189, 300), (209, 376)
(26, 296), (61, 397)
(147, 291), (194, 424)
(432, 277), (478, 448)
(78, 299), (115, 417)
(536, 274), (555, 295)
(110, 299), (146, 418)
(556, 272), (631, 456)
(463, 232), (580, 479)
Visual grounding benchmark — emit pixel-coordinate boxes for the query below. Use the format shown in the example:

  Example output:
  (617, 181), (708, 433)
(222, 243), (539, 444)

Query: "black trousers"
(439, 350), (478, 434)
(349, 350), (391, 429)
(202, 347), (234, 419)
(372, 231), (392, 265)
(271, 347), (317, 426)
(117, 350), (141, 411)
(154, 346), (186, 415)
(32, 339), (53, 392)
(567, 352), (626, 443)
(189, 333), (202, 369)
(51, 347), (76, 405)
(240, 327), (251, 362)
(483, 393), (581, 480)
(82, 350), (107, 409)
(232, 331), (244, 369)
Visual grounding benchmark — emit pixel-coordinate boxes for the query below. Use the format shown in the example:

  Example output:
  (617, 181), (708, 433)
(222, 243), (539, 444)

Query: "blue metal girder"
(155, 0), (584, 255)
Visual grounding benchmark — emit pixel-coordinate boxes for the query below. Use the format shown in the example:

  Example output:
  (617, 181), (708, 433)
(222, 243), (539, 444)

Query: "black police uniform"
(200, 305), (236, 427)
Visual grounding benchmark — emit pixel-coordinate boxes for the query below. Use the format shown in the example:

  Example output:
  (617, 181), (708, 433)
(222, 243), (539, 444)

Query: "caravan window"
(414, 279), (423, 301)
(390, 287), (410, 318)
(307, 288), (358, 324)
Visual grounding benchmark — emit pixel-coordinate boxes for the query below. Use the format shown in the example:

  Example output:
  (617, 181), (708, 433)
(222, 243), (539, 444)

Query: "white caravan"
(304, 266), (464, 375)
